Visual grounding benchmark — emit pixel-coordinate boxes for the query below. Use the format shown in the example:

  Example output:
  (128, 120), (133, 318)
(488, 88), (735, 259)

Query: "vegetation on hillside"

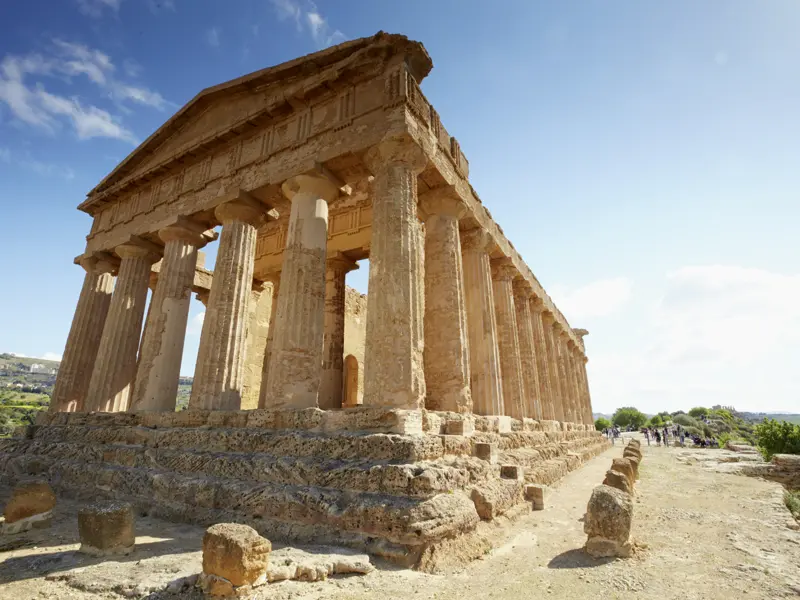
(594, 417), (612, 431)
(754, 419), (800, 460)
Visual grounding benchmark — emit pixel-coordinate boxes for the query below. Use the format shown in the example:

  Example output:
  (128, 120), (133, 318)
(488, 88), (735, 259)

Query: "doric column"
(50, 256), (115, 412)
(569, 345), (586, 424)
(362, 136), (427, 409)
(131, 225), (208, 412)
(554, 326), (574, 423)
(190, 198), (266, 410)
(580, 355), (594, 424)
(529, 298), (554, 420)
(319, 253), (358, 410)
(419, 186), (472, 413)
(257, 273), (280, 409)
(565, 338), (581, 424)
(266, 174), (338, 408)
(241, 280), (272, 410)
(460, 229), (504, 416)
(85, 243), (158, 412)
(541, 311), (564, 422)
(491, 258), (526, 420)
(512, 279), (541, 419)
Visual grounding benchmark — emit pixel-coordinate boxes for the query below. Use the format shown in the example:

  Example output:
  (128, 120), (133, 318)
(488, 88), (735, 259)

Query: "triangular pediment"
(84, 32), (431, 210)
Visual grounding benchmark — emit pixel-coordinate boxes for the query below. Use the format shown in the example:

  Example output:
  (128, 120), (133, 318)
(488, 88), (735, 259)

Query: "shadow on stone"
(547, 548), (615, 569)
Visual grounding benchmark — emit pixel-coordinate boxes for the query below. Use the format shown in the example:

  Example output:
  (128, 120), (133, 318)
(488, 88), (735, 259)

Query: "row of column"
(52, 134), (592, 424)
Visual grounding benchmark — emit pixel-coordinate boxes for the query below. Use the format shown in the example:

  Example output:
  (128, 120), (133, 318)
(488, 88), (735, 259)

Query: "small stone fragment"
(474, 442), (498, 464)
(524, 483), (547, 510)
(78, 501), (135, 557)
(202, 523), (271, 588)
(500, 465), (523, 480)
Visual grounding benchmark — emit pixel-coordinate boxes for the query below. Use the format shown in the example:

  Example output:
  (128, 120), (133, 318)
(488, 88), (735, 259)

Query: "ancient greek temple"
(4, 33), (606, 569)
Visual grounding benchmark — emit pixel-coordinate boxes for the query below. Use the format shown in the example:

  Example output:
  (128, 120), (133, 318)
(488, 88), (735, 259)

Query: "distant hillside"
(739, 412), (800, 425)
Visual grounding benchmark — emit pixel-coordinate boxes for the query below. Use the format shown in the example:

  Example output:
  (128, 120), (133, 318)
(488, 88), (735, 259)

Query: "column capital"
(364, 134), (428, 175)
(490, 257), (517, 281)
(541, 309), (556, 326)
(512, 277), (533, 300)
(418, 185), (466, 221)
(115, 243), (160, 263)
(281, 173), (340, 203)
(460, 227), (492, 251)
(77, 254), (117, 275)
(158, 224), (211, 247)
(326, 251), (359, 274)
(573, 327), (589, 341)
(214, 197), (268, 227)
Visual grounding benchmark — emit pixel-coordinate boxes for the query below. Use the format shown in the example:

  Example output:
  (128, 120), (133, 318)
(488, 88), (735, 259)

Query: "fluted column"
(419, 186), (472, 413)
(565, 338), (581, 424)
(529, 298), (554, 420)
(362, 136), (427, 409)
(190, 199), (266, 410)
(512, 279), (541, 419)
(541, 311), (564, 422)
(319, 253), (358, 410)
(580, 356), (594, 424)
(491, 258), (525, 420)
(50, 257), (115, 412)
(266, 174), (338, 408)
(569, 345), (586, 424)
(460, 229), (503, 415)
(257, 273), (280, 409)
(85, 244), (158, 412)
(241, 281), (272, 410)
(554, 326), (573, 423)
(131, 225), (207, 412)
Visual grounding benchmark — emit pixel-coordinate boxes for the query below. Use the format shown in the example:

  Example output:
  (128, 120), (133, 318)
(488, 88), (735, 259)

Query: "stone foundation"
(0, 409), (608, 570)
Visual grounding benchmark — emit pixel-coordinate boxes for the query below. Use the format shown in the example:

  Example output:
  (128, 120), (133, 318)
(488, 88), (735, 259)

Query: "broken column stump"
(78, 501), (135, 556)
(200, 523), (272, 597)
(0, 479), (56, 534)
(524, 483), (548, 510)
(584, 484), (633, 558)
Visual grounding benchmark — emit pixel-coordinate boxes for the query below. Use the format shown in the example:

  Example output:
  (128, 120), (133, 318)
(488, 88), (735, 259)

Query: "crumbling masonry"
(0, 33), (608, 569)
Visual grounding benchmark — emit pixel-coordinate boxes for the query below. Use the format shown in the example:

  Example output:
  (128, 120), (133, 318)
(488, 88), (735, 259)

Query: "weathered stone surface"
(3, 479), (56, 523)
(602, 469), (633, 495)
(584, 484), (633, 558)
(611, 457), (636, 489)
(202, 523), (271, 587)
(500, 464), (524, 480)
(78, 501), (135, 556)
(524, 483), (547, 510)
(470, 479), (524, 520)
(474, 442), (498, 463)
(623, 453), (641, 480)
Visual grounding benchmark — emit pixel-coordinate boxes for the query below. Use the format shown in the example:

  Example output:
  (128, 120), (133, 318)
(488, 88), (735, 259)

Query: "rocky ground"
(1, 435), (799, 599)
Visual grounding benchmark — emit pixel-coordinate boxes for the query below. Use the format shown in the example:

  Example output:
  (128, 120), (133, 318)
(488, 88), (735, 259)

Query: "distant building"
(29, 363), (56, 375)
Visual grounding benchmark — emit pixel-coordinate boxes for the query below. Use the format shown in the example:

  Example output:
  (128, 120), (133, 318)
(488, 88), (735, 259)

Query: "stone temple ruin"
(0, 33), (608, 569)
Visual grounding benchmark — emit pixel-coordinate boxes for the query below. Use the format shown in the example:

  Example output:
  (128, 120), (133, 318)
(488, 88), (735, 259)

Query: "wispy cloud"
(76, 0), (122, 18)
(206, 27), (220, 48)
(0, 146), (75, 180)
(269, 0), (346, 48)
(0, 39), (170, 144)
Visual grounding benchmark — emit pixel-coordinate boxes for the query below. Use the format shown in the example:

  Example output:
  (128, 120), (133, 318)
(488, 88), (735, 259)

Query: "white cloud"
(550, 277), (633, 320)
(187, 311), (205, 335)
(206, 27), (220, 48)
(0, 39), (169, 144)
(76, 0), (122, 18)
(588, 265), (800, 414)
(269, 0), (346, 48)
(0, 146), (74, 179)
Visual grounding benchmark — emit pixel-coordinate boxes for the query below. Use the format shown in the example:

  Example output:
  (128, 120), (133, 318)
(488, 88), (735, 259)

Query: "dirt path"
(1, 435), (799, 599)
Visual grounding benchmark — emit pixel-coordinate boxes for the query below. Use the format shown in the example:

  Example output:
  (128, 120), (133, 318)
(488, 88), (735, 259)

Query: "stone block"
(320, 407), (422, 435)
(172, 410), (210, 427)
(500, 464), (523, 480)
(603, 469), (633, 495)
(207, 411), (249, 429)
(202, 523), (271, 589)
(3, 479), (56, 523)
(78, 502), (135, 557)
(584, 485), (633, 558)
(445, 418), (474, 436)
(524, 483), (548, 510)
(610, 458), (635, 489)
(474, 442), (498, 464)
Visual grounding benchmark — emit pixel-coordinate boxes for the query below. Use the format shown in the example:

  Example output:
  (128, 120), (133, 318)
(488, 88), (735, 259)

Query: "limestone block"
(3, 479), (56, 523)
(320, 407), (422, 435)
(610, 458), (636, 489)
(445, 419), (474, 436)
(474, 442), (498, 464)
(622, 446), (642, 461)
(470, 480), (524, 520)
(627, 439), (641, 450)
(478, 416), (511, 433)
(524, 483), (548, 510)
(78, 501), (135, 556)
(202, 523), (271, 588)
(602, 469), (633, 495)
(622, 452), (641, 480)
(584, 485), (633, 558)
(500, 465), (524, 481)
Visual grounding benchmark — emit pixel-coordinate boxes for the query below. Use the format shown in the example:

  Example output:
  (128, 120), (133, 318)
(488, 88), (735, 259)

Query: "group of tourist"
(638, 424), (718, 449)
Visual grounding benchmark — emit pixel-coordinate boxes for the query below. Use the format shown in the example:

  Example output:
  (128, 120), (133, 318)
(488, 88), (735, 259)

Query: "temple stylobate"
(49, 31), (594, 428)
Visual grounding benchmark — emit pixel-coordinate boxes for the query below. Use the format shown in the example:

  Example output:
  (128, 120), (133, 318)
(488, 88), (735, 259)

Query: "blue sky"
(1, 0), (798, 414)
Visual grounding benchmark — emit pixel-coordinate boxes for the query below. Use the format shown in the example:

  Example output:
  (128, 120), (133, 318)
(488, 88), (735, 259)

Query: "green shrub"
(595, 417), (612, 432)
(683, 426), (702, 437)
(674, 414), (701, 429)
(785, 491), (800, 520)
(755, 419), (800, 460)
(689, 407), (709, 419)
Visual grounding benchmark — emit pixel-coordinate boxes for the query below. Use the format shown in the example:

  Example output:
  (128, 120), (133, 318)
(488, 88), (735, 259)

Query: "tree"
(595, 417), (612, 432)
(688, 407), (709, 419)
(755, 419), (800, 460)
(649, 414), (664, 427)
(612, 407), (647, 429)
